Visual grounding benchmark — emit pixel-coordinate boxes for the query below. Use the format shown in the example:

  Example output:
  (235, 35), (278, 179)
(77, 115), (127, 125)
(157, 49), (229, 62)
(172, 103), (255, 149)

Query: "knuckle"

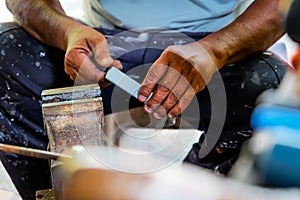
(166, 45), (176, 52)
(147, 98), (159, 107)
(170, 107), (181, 117)
(188, 55), (199, 67)
(160, 80), (173, 90)
(192, 80), (205, 92)
(157, 85), (170, 95)
(140, 85), (153, 95)
(167, 92), (178, 105)
(147, 70), (160, 82)
(65, 51), (75, 62)
(151, 94), (163, 105)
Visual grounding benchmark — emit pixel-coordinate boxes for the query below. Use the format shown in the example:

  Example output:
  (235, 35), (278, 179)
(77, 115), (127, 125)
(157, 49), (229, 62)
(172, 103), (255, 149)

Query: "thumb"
(93, 40), (114, 67)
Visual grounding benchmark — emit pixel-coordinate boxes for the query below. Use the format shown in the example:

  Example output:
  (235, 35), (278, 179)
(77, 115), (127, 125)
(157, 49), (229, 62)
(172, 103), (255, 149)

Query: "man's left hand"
(138, 42), (218, 118)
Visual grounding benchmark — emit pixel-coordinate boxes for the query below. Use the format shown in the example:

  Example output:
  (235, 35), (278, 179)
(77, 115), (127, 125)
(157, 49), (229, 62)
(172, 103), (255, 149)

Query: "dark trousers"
(0, 22), (287, 200)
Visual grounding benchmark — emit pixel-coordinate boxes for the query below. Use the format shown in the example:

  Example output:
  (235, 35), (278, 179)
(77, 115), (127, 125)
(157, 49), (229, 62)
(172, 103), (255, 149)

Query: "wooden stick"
(0, 143), (71, 160)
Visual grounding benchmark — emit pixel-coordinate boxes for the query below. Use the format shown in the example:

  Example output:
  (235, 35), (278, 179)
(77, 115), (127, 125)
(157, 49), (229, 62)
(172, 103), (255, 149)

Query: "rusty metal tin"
(41, 84), (104, 153)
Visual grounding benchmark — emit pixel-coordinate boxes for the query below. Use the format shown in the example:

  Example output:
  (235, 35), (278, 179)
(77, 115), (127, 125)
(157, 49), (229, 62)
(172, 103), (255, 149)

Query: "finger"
(93, 41), (123, 81)
(93, 41), (114, 67)
(138, 63), (168, 102)
(83, 58), (104, 82)
(64, 50), (83, 80)
(64, 62), (78, 81)
(146, 68), (181, 118)
(168, 86), (195, 118)
(110, 59), (123, 71)
(145, 67), (180, 108)
(97, 59), (123, 82)
(153, 75), (189, 118)
(64, 46), (105, 84)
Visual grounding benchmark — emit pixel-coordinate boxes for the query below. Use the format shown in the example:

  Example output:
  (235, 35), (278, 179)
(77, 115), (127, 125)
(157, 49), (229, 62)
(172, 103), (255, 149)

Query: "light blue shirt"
(84, 0), (246, 32)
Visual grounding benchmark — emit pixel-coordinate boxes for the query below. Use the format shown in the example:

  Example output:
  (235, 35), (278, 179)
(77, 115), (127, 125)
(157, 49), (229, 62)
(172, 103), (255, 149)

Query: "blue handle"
(251, 104), (300, 130)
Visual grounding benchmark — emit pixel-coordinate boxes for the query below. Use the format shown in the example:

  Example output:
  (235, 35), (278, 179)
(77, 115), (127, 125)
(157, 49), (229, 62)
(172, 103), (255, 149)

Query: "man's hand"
(138, 42), (218, 118)
(64, 169), (149, 200)
(6, 0), (123, 87)
(64, 25), (122, 88)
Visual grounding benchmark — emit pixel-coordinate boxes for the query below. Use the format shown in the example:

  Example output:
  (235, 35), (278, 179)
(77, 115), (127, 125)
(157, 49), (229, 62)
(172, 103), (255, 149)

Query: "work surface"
(0, 106), (299, 200)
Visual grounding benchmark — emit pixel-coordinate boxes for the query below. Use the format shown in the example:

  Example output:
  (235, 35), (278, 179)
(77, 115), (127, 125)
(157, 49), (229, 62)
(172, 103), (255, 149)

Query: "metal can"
(41, 84), (104, 154)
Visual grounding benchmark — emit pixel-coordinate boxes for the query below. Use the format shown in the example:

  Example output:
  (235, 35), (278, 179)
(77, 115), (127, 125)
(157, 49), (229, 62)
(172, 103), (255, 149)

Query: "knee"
(242, 52), (288, 90)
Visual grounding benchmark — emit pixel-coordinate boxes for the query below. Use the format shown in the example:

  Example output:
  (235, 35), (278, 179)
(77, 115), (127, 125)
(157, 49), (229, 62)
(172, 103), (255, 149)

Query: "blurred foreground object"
(58, 145), (300, 200)
(230, 96), (300, 187)
(230, 0), (300, 188)
(230, 41), (300, 190)
(286, 0), (300, 44)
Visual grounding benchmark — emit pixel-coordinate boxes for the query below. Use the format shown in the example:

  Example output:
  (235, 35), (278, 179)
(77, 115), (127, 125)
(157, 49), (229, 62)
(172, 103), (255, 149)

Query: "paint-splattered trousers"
(0, 22), (287, 200)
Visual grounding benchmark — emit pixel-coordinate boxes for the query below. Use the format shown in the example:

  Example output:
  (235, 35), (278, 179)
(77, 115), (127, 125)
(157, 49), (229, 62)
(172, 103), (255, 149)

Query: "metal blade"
(105, 67), (142, 99)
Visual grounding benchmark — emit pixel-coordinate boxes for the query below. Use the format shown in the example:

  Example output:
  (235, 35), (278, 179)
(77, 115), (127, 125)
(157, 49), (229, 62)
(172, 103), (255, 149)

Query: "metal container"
(41, 84), (104, 154)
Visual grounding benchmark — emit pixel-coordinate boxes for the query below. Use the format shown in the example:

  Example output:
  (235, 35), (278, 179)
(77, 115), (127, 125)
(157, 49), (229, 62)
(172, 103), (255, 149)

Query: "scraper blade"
(105, 67), (143, 99)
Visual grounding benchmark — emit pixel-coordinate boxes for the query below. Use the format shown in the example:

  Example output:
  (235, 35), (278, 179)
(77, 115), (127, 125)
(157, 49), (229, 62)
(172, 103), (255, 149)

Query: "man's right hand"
(6, 0), (122, 88)
(64, 25), (123, 88)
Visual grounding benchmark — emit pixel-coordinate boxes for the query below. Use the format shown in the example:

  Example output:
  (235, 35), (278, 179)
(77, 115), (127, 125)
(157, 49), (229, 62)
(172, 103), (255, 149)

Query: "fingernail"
(168, 113), (174, 118)
(154, 112), (163, 119)
(144, 104), (152, 113)
(138, 95), (147, 102)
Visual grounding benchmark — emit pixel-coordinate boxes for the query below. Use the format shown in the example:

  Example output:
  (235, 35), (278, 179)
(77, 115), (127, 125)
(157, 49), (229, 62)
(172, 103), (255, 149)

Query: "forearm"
(5, 0), (84, 50)
(199, 0), (285, 69)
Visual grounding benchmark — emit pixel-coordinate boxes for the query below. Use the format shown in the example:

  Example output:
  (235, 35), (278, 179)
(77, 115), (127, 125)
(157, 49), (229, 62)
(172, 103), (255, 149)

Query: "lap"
(0, 21), (287, 159)
(0, 22), (288, 198)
